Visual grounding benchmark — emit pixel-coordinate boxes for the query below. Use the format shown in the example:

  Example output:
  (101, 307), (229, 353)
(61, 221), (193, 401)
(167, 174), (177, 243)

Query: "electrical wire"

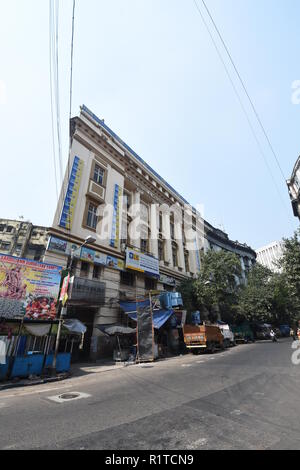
(49, 0), (59, 201)
(201, 0), (287, 183)
(192, 0), (293, 225)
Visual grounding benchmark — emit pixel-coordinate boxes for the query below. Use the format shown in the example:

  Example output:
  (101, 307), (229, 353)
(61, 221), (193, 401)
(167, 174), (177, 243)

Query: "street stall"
(0, 254), (64, 381)
(96, 325), (136, 362)
(119, 299), (181, 360)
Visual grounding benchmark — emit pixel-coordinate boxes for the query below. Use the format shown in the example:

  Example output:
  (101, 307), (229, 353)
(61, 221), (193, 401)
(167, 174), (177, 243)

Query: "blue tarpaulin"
(127, 310), (174, 330)
(119, 300), (150, 313)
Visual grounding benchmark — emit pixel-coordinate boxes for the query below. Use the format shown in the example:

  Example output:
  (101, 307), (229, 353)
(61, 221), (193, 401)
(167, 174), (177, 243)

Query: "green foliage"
(178, 277), (199, 316)
(279, 228), (300, 311)
(237, 264), (273, 323)
(194, 250), (242, 323)
(178, 230), (300, 327)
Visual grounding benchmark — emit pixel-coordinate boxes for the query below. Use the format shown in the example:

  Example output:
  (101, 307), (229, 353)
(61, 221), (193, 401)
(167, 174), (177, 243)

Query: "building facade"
(0, 219), (49, 261)
(256, 241), (284, 273)
(287, 156), (300, 220)
(44, 105), (256, 360)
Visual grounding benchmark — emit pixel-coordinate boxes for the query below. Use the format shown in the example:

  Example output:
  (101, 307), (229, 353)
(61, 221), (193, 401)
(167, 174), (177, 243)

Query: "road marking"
(181, 364), (192, 368)
(196, 361), (205, 363)
(186, 438), (208, 449)
(231, 409), (242, 416)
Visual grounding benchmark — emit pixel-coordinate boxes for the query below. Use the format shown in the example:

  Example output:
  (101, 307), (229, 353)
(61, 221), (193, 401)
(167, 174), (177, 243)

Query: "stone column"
(162, 209), (172, 267)
(149, 203), (159, 258)
(129, 191), (141, 249)
(174, 210), (185, 270)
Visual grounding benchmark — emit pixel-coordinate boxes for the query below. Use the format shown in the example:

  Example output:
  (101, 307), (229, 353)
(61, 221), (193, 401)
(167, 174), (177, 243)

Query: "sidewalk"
(0, 355), (187, 391)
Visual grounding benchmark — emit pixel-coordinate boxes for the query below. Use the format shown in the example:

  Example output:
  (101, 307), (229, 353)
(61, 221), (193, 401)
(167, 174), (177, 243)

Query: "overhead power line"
(200, 0), (287, 183)
(192, 0), (292, 223)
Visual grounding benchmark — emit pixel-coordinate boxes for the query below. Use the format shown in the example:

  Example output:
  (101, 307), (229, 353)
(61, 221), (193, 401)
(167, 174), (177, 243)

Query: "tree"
(237, 264), (274, 324)
(279, 228), (300, 314)
(194, 250), (242, 323)
(178, 277), (199, 316)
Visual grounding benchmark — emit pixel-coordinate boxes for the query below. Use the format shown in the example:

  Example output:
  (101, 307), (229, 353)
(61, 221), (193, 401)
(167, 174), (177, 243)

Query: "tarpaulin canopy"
(63, 319), (87, 335)
(127, 309), (174, 330)
(119, 300), (150, 313)
(96, 324), (136, 336)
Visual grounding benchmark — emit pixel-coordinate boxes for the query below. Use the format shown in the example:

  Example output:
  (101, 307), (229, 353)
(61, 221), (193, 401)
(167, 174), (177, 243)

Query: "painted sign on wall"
(59, 156), (84, 230)
(125, 248), (159, 278)
(0, 254), (62, 321)
(110, 184), (123, 249)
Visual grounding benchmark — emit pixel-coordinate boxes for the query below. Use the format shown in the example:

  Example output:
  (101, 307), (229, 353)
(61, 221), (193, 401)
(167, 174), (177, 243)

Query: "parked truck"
(183, 324), (224, 354)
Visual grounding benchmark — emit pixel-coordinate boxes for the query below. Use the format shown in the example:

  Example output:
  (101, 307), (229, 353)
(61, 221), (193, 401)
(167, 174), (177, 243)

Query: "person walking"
(270, 329), (277, 343)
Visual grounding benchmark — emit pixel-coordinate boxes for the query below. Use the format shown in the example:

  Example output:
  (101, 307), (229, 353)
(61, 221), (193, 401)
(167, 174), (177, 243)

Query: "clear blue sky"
(0, 0), (299, 249)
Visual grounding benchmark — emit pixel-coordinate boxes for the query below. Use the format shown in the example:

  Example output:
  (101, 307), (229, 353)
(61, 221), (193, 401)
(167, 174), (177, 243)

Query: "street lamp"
(51, 235), (96, 375)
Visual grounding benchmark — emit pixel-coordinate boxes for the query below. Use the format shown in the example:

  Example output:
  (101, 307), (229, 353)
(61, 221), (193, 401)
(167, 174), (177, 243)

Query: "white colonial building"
(44, 105), (256, 360)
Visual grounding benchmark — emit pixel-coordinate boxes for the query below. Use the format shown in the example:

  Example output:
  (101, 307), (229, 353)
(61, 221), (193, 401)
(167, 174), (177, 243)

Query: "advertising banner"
(59, 156), (84, 231)
(48, 236), (125, 271)
(125, 248), (159, 278)
(47, 236), (79, 256)
(0, 254), (62, 321)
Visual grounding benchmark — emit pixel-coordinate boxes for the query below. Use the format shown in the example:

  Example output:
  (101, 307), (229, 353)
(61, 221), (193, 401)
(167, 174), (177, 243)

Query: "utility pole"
(51, 235), (96, 376)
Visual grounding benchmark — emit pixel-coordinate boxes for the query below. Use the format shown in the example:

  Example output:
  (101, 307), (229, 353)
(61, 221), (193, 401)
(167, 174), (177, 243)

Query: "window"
(120, 271), (135, 286)
(184, 251), (190, 273)
(93, 265), (101, 279)
(158, 240), (164, 261)
(0, 225), (4, 232)
(86, 202), (98, 230)
(145, 277), (157, 291)
(6, 226), (13, 233)
(172, 243), (178, 267)
(80, 262), (89, 278)
(15, 244), (23, 255)
(93, 164), (105, 186)
(1, 242), (11, 251)
(170, 222), (175, 240)
(159, 213), (163, 233)
(141, 239), (148, 253)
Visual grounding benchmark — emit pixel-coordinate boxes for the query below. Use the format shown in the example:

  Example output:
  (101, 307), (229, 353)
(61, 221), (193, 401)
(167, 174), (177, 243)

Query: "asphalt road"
(0, 338), (300, 450)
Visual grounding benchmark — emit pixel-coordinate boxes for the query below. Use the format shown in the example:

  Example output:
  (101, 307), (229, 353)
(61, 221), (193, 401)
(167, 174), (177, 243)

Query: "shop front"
(66, 276), (106, 362)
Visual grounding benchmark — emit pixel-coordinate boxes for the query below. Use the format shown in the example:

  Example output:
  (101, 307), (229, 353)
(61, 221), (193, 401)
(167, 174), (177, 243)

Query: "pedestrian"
(270, 329), (277, 343)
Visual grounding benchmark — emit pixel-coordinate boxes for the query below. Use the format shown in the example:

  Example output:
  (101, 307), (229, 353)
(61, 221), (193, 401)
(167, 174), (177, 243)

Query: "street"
(0, 338), (299, 450)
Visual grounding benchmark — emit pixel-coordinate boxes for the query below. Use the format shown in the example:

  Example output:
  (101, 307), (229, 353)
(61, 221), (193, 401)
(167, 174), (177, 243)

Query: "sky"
(0, 0), (299, 250)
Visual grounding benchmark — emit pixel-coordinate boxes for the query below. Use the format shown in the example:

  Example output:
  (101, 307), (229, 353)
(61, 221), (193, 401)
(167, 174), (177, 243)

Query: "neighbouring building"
(256, 241), (284, 273)
(0, 219), (49, 261)
(44, 105), (256, 361)
(287, 156), (300, 220)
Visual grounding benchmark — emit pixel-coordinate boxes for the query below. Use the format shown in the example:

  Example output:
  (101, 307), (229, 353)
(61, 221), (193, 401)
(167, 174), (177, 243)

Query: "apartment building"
(256, 241), (284, 273)
(0, 219), (49, 261)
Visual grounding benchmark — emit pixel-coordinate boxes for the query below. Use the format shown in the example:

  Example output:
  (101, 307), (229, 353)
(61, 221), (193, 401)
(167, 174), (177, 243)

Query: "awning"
(63, 319), (87, 335)
(127, 309), (174, 330)
(96, 324), (136, 336)
(119, 300), (150, 313)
